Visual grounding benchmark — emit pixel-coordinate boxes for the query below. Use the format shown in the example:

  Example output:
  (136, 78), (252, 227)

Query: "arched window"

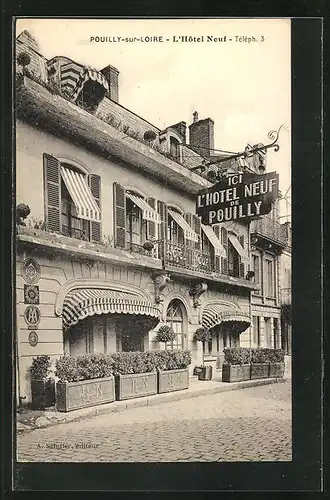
(125, 192), (148, 249)
(167, 208), (184, 245)
(61, 163), (90, 241)
(166, 299), (185, 350)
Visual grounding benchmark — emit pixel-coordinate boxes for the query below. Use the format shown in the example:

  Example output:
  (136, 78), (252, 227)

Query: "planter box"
(269, 362), (285, 378)
(198, 365), (213, 381)
(115, 372), (157, 401)
(56, 377), (115, 412)
(222, 364), (251, 383)
(251, 363), (270, 380)
(31, 379), (56, 410)
(158, 368), (189, 393)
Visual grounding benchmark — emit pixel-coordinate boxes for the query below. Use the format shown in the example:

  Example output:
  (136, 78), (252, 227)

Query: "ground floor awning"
(202, 304), (251, 331)
(62, 288), (161, 330)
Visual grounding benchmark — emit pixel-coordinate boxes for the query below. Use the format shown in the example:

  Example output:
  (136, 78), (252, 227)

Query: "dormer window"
(170, 136), (181, 159)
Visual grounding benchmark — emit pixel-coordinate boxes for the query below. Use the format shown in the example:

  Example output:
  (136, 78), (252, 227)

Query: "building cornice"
(16, 77), (211, 196)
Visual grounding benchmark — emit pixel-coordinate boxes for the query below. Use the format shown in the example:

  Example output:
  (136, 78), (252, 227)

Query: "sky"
(16, 18), (291, 219)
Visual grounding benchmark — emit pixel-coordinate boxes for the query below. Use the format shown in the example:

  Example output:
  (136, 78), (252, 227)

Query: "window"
(252, 254), (261, 294)
(228, 241), (240, 277)
(166, 300), (185, 350)
(252, 316), (260, 347)
(167, 211), (184, 245)
(126, 197), (147, 249)
(61, 181), (90, 240)
(43, 154), (101, 242)
(266, 259), (275, 297)
(69, 319), (93, 356)
(170, 136), (181, 159)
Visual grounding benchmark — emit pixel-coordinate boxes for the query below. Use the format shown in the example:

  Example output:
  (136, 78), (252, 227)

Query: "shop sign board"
(196, 171), (279, 225)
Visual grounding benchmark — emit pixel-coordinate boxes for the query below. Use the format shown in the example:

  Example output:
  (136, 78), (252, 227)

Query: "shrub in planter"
(268, 348), (285, 378)
(155, 349), (191, 393)
(55, 353), (115, 412)
(222, 348), (252, 383)
(193, 327), (211, 343)
(112, 351), (158, 401)
(30, 355), (55, 409)
(155, 325), (176, 346)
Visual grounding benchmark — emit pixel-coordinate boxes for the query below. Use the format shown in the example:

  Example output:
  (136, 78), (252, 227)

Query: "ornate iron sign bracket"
(190, 124), (287, 176)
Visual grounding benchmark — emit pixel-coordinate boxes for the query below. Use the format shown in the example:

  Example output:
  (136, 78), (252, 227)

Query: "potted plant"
(268, 348), (285, 378)
(55, 353), (115, 412)
(155, 325), (177, 348)
(193, 327), (213, 380)
(250, 348), (270, 379)
(30, 355), (56, 409)
(112, 351), (158, 401)
(156, 350), (191, 393)
(222, 348), (252, 383)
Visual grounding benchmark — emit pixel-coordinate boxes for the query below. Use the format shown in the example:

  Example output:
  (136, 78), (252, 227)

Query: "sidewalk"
(16, 371), (290, 433)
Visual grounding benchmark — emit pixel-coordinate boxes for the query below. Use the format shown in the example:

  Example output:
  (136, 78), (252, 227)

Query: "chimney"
(189, 112), (214, 157)
(100, 64), (119, 103)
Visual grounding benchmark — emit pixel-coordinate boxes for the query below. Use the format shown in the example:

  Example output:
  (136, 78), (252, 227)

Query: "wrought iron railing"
(61, 225), (88, 241)
(125, 241), (157, 258)
(250, 216), (287, 246)
(162, 241), (213, 273)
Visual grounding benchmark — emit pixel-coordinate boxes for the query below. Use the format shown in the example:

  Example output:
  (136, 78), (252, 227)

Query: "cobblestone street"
(17, 381), (291, 462)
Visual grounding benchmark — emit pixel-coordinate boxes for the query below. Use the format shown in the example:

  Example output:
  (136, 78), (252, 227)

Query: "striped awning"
(228, 234), (250, 265)
(61, 166), (101, 222)
(202, 304), (251, 331)
(126, 193), (160, 223)
(58, 61), (85, 95)
(71, 67), (109, 101)
(62, 289), (161, 330)
(201, 224), (226, 257)
(168, 209), (198, 242)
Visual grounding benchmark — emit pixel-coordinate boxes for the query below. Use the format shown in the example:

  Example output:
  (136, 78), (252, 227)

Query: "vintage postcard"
(14, 18), (293, 469)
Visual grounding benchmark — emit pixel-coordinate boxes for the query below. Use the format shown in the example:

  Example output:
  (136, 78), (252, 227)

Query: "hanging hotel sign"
(196, 171), (279, 225)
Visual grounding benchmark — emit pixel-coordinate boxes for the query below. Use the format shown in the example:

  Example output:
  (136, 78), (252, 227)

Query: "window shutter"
(113, 183), (126, 248)
(43, 153), (61, 233)
(157, 201), (168, 258)
(88, 174), (101, 242)
(146, 197), (156, 239)
(213, 225), (221, 273)
(239, 234), (245, 278)
(221, 227), (228, 275)
(193, 215), (201, 250)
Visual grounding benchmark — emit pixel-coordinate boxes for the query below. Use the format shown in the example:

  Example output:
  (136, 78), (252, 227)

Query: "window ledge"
(16, 226), (163, 271)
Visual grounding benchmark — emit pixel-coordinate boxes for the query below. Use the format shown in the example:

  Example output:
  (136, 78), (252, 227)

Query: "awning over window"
(71, 67), (109, 101)
(126, 193), (160, 223)
(62, 289), (161, 330)
(228, 234), (250, 265)
(201, 224), (226, 257)
(202, 304), (251, 331)
(168, 209), (199, 242)
(61, 166), (101, 222)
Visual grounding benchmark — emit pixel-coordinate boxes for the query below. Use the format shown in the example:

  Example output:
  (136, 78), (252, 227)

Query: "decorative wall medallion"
(28, 331), (39, 347)
(24, 305), (41, 328)
(21, 258), (41, 284)
(24, 284), (40, 304)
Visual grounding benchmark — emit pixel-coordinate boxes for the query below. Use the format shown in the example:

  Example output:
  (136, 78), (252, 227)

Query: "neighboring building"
(15, 31), (262, 403)
(279, 222), (292, 355)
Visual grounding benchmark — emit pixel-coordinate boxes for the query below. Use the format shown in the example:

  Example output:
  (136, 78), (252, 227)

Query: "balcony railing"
(162, 241), (213, 274)
(280, 287), (291, 304)
(251, 216), (287, 246)
(61, 225), (89, 241)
